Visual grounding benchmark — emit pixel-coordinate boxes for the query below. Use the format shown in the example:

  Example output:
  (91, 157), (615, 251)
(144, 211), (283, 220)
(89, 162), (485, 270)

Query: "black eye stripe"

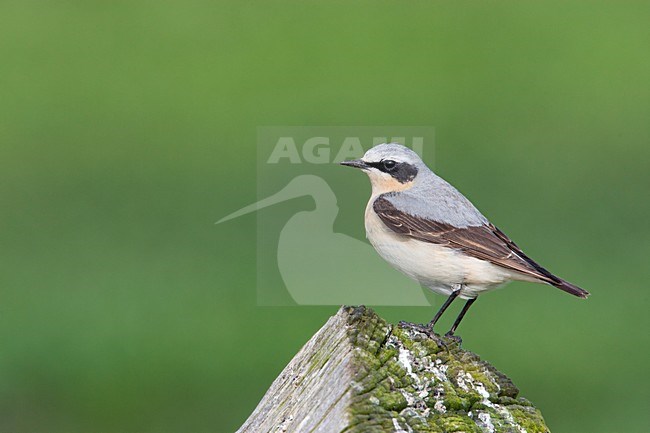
(366, 160), (394, 170)
(366, 161), (387, 170)
(365, 160), (418, 183)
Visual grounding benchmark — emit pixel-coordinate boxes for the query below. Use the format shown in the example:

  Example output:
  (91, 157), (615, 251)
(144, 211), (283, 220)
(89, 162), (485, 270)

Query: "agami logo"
(266, 136), (424, 164)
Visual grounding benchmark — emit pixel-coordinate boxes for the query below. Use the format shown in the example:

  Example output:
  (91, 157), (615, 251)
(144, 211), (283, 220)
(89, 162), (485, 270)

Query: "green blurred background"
(1, 1), (649, 432)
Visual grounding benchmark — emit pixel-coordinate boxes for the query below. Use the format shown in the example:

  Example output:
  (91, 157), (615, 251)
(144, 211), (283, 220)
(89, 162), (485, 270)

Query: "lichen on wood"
(236, 306), (550, 433)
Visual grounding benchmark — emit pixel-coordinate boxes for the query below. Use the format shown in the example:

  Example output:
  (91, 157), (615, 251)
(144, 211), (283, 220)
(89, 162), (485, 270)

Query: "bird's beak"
(340, 159), (369, 170)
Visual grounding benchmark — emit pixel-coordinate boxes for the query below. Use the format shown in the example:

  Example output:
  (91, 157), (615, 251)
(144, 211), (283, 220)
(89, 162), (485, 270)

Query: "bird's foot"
(398, 321), (448, 351)
(398, 320), (433, 335)
(443, 331), (463, 346)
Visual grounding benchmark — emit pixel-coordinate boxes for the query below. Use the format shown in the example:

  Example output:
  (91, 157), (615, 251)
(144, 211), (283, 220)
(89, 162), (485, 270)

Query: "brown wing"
(373, 196), (558, 284)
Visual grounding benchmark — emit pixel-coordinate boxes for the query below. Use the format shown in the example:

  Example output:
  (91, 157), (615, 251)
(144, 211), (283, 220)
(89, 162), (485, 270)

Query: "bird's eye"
(382, 160), (397, 171)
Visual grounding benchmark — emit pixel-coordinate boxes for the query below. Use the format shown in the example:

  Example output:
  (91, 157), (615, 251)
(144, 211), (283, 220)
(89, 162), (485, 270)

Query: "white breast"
(364, 199), (515, 299)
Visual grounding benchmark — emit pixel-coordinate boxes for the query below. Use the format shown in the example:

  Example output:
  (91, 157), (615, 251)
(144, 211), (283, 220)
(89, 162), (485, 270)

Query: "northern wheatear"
(341, 143), (588, 336)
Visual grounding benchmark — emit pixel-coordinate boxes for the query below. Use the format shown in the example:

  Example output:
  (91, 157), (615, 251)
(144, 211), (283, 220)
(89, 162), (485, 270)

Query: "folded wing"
(373, 196), (589, 298)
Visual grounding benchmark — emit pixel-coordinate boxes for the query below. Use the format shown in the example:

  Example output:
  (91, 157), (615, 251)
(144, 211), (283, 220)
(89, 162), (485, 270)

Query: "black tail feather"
(551, 278), (590, 299)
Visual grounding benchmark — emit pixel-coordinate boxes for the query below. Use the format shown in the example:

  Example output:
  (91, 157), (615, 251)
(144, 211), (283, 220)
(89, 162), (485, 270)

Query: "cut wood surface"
(236, 306), (550, 433)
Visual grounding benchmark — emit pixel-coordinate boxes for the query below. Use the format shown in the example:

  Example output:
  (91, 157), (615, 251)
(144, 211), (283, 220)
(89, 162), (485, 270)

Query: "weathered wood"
(236, 306), (550, 433)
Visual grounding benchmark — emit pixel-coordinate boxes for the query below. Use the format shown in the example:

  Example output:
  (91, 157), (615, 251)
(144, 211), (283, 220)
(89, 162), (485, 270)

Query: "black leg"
(427, 289), (460, 329)
(446, 298), (477, 336)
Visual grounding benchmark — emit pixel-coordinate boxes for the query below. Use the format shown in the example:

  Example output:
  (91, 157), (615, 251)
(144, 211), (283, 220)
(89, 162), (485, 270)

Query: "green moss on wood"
(433, 414), (483, 433)
(343, 306), (550, 433)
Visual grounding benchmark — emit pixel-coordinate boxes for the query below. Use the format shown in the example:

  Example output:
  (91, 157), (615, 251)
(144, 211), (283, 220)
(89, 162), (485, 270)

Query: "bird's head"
(340, 143), (425, 195)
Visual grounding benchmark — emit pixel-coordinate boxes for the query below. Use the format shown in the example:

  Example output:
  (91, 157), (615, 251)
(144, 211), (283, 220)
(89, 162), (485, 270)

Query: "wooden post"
(237, 306), (550, 433)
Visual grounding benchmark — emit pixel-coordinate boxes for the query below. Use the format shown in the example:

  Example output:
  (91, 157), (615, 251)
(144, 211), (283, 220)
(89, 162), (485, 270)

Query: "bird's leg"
(445, 297), (477, 337)
(427, 287), (461, 330)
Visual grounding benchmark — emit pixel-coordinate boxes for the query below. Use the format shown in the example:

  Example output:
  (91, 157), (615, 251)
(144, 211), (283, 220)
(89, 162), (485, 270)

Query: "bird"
(340, 143), (589, 337)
